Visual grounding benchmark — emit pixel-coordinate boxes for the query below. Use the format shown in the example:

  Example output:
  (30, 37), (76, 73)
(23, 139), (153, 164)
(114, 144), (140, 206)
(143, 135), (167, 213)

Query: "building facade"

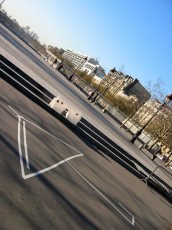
(136, 98), (172, 123)
(62, 49), (105, 78)
(104, 68), (151, 103)
(92, 67), (151, 104)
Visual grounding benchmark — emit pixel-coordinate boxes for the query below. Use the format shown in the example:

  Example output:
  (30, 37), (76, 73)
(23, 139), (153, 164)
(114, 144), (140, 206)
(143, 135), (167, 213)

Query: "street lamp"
(130, 94), (172, 144)
(87, 68), (118, 101)
(68, 57), (87, 81)
(91, 74), (130, 104)
(0, 0), (5, 6)
(91, 79), (116, 103)
(87, 75), (108, 100)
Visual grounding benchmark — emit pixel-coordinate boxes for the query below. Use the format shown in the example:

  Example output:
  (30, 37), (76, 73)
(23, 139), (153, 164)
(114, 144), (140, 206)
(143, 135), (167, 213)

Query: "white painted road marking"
(67, 161), (135, 226)
(17, 116), (25, 179)
(23, 121), (30, 169)
(9, 106), (84, 179)
(118, 203), (135, 225)
(9, 105), (135, 225)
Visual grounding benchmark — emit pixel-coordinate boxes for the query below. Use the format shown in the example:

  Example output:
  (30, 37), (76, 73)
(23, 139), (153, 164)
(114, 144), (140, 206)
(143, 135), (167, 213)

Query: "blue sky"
(2, 0), (172, 95)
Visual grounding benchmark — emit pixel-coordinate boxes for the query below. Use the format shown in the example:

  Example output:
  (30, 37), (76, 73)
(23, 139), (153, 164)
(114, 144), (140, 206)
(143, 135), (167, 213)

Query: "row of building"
(1, 7), (171, 161)
(45, 49), (171, 115)
(46, 47), (171, 126)
(58, 49), (151, 104)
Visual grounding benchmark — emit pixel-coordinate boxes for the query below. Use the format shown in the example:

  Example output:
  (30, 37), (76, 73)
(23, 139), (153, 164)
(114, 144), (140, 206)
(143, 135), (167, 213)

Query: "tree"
(145, 78), (167, 102)
(76, 70), (92, 84)
(146, 106), (172, 149)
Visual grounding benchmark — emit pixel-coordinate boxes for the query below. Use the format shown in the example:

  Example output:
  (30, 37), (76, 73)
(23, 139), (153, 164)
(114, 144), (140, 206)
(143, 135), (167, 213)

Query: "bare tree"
(145, 78), (167, 102)
(146, 106), (172, 149)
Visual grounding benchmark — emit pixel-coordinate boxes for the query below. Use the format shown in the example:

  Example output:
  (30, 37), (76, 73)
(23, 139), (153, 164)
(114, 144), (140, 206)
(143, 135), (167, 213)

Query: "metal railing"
(142, 166), (172, 197)
(1, 55), (54, 104)
(60, 69), (128, 123)
(2, 53), (172, 202)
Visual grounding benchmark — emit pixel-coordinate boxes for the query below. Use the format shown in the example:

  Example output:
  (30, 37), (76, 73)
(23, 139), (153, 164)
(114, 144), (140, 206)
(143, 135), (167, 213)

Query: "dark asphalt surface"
(1, 24), (172, 229)
(1, 76), (172, 229)
(0, 24), (162, 174)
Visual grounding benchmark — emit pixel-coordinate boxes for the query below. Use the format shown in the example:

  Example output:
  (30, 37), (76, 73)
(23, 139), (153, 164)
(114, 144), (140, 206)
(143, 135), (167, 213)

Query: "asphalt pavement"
(0, 23), (161, 174)
(1, 24), (172, 229)
(1, 78), (172, 230)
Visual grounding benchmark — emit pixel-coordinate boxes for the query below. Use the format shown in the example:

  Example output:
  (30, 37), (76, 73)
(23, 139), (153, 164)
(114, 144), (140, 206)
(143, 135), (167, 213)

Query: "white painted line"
(67, 162), (135, 226)
(9, 105), (83, 156)
(18, 116), (84, 179)
(23, 116), (83, 155)
(118, 203), (135, 225)
(24, 154), (83, 179)
(9, 106), (84, 179)
(23, 121), (30, 169)
(10, 106), (135, 224)
(3, 70), (49, 105)
(80, 128), (140, 175)
(17, 116), (26, 179)
(8, 105), (20, 117)
(2, 61), (52, 101)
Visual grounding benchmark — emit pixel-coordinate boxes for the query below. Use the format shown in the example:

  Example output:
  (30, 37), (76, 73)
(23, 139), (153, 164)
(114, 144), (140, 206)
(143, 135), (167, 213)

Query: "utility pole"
(68, 57), (87, 81)
(130, 94), (172, 144)
(87, 67), (118, 101)
(0, 0), (5, 6)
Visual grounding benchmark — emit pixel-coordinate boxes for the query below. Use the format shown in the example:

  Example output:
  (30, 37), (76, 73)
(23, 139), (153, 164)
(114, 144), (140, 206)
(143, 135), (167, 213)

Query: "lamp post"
(130, 94), (172, 144)
(87, 74), (110, 100)
(92, 75), (130, 104)
(68, 57), (87, 81)
(165, 151), (172, 167)
(151, 126), (171, 160)
(87, 68), (118, 100)
(92, 80), (114, 102)
(0, 0), (5, 6)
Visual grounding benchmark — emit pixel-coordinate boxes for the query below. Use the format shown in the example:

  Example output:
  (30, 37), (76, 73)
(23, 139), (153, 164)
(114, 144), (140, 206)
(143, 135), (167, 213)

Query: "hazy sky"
(2, 0), (172, 94)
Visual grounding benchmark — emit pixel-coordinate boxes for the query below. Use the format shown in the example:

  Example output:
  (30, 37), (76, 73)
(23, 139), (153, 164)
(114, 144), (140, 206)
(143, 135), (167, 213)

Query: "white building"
(45, 50), (62, 67)
(62, 49), (105, 78)
(81, 61), (105, 78)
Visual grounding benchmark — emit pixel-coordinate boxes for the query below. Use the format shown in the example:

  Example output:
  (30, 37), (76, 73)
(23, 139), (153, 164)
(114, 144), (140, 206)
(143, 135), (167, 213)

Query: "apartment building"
(62, 49), (105, 78)
(133, 98), (172, 130)
(123, 79), (151, 102)
(106, 68), (133, 88)
(92, 67), (151, 104)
